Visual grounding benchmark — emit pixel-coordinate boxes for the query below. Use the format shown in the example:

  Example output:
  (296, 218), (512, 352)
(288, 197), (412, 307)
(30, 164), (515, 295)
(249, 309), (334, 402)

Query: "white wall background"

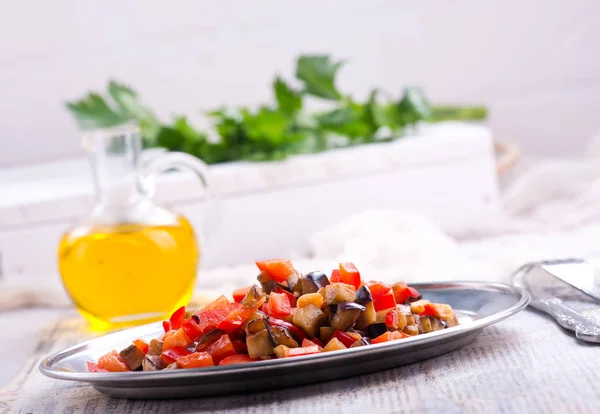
(0, 0), (599, 168)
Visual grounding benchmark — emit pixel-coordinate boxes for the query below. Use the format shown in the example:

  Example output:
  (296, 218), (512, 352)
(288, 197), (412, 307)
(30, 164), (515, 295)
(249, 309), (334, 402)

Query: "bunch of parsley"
(66, 55), (487, 164)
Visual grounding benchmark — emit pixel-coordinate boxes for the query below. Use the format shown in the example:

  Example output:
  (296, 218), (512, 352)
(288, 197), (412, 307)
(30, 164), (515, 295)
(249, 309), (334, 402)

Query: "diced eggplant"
(119, 344), (145, 371)
(297, 293), (324, 309)
(292, 304), (327, 337)
(347, 328), (368, 337)
(197, 329), (226, 349)
(350, 337), (370, 348)
(319, 326), (335, 343)
(427, 316), (444, 332)
(142, 354), (166, 371)
(396, 309), (407, 331)
(410, 299), (431, 314)
(420, 316), (433, 333)
(403, 324), (419, 336)
(246, 329), (275, 358)
(331, 302), (365, 331)
(273, 344), (290, 358)
(375, 309), (390, 324)
(354, 286), (373, 305)
(286, 272), (302, 294)
(164, 363), (180, 370)
(299, 278), (320, 295)
(147, 339), (164, 356)
(242, 285), (265, 307)
(446, 315), (459, 327)
(257, 271), (281, 294)
(322, 337), (347, 352)
(354, 301), (376, 329)
(245, 314), (268, 335)
(367, 323), (388, 339)
(306, 271), (330, 289)
(269, 325), (300, 348)
(324, 283), (356, 305)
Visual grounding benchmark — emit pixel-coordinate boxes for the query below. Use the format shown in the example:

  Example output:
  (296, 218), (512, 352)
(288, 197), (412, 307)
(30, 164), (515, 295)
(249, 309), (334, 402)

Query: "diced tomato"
(302, 338), (323, 350)
(339, 263), (361, 290)
(162, 347), (192, 365)
(275, 288), (297, 307)
(256, 259), (296, 283)
(162, 320), (171, 333)
(332, 330), (358, 348)
(232, 340), (247, 354)
(163, 328), (191, 351)
(97, 350), (129, 372)
(262, 292), (292, 319)
(392, 282), (421, 304)
(87, 361), (108, 373)
(133, 339), (149, 354)
(176, 351), (214, 369)
(372, 331), (409, 344)
(206, 334), (237, 364)
(286, 345), (321, 357)
(420, 303), (455, 320)
(232, 286), (253, 303)
(182, 308), (231, 341)
(268, 317), (306, 341)
(203, 295), (231, 310)
(219, 354), (255, 366)
(385, 310), (398, 330)
(217, 299), (265, 332)
(330, 269), (341, 283)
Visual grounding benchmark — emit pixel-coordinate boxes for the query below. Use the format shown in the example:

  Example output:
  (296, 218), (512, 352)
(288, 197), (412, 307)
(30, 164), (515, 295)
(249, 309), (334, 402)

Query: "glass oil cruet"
(57, 123), (214, 330)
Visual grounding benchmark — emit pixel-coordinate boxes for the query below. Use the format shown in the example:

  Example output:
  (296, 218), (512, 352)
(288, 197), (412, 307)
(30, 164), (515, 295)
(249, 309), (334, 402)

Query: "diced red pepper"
(87, 361), (108, 373)
(392, 282), (421, 304)
(217, 299), (265, 332)
(182, 307), (231, 341)
(368, 281), (396, 311)
(232, 286), (253, 303)
(275, 288), (297, 307)
(162, 320), (171, 333)
(367, 281), (392, 297)
(302, 338), (323, 350)
(133, 339), (149, 354)
(162, 347), (192, 365)
(262, 292), (292, 319)
(420, 303), (455, 320)
(206, 334), (237, 364)
(232, 340), (247, 354)
(372, 331), (409, 344)
(268, 317), (306, 341)
(373, 292), (396, 312)
(339, 262), (361, 290)
(385, 310), (398, 330)
(163, 328), (191, 351)
(169, 306), (186, 330)
(203, 295), (231, 310)
(330, 269), (341, 283)
(97, 350), (129, 372)
(332, 330), (358, 348)
(176, 351), (214, 369)
(219, 354), (255, 366)
(255, 259), (296, 283)
(310, 337), (324, 347)
(286, 345), (321, 357)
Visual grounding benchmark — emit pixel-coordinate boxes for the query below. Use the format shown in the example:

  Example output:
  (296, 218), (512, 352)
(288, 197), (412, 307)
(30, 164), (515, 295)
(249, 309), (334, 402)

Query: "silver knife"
(512, 260), (600, 343)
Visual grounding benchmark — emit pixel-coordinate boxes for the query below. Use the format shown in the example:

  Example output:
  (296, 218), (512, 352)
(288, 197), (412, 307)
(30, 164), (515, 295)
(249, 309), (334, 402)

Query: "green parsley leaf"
(273, 76), (302, 115)
(296, 55), (344, 100)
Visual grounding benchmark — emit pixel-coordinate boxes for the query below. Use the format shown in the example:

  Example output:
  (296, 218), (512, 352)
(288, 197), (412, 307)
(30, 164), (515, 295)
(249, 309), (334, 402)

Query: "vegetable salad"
(88, 260), (458, 372)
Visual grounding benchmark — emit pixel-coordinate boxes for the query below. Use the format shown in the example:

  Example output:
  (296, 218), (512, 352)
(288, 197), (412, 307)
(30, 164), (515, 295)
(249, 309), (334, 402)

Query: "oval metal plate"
(40, 281), (529, 399)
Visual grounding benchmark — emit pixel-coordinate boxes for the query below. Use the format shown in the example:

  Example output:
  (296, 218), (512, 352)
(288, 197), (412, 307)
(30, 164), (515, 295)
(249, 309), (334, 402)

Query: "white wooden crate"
(0, 122), (499, 284)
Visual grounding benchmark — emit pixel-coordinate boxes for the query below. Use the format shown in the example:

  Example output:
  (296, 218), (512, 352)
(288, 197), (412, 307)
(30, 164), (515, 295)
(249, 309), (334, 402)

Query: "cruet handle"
(141, 151), (219, 243)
